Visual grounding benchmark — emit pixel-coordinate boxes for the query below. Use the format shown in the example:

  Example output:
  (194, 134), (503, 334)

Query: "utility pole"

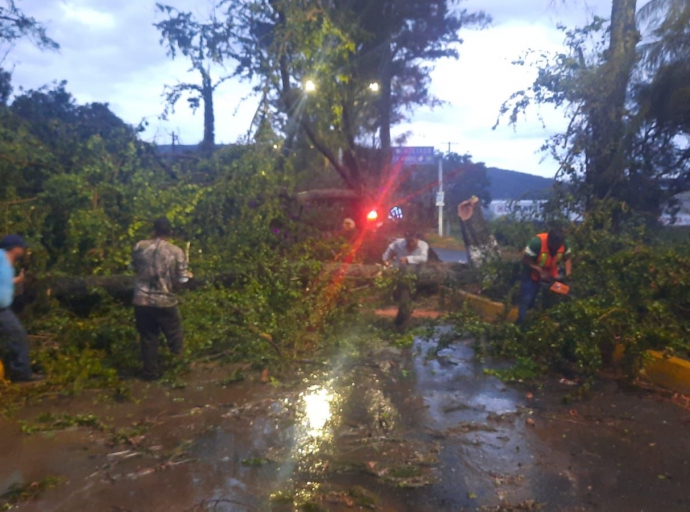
(438, 157), (444, 236)
(437, 142), (458, 237)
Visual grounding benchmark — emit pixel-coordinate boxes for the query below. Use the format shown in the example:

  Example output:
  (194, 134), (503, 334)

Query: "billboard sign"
(391, 146), (435, 166)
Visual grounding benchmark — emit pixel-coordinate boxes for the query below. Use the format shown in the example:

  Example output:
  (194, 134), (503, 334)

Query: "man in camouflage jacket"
(131, 218), (191, 380)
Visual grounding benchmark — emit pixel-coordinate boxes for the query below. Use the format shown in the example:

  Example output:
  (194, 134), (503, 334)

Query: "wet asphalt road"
(1, 331), (689, 511)
(432, 247), (468, 264)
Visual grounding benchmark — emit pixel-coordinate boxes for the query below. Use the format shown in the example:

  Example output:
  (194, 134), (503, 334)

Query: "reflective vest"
(530, 233), (565, 282)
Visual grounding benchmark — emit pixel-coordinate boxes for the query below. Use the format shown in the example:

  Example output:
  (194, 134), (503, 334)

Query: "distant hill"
(486, 167), (554, 200)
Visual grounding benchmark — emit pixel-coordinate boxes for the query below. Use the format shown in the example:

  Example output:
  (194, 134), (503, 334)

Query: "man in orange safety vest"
(517, 227), (572, 325)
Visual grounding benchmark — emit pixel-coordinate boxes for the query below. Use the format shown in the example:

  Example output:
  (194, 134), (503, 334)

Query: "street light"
(368, 82), (380, 93)
(304, 79), (317, 93)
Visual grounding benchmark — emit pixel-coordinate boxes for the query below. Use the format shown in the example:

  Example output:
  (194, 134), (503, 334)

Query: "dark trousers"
(394, 265), (420, 328)
(0, 308), (33, 380)
(134, 305), (184, 378)
(517, 274), (541, 326)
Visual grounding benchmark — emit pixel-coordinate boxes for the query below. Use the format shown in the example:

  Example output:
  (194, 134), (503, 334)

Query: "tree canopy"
(496, 0), (690, 219)
(225, 0), (488, 195)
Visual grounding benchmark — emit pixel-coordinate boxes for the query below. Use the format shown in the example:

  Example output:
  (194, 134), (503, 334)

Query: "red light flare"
(366, 209), (379, 222)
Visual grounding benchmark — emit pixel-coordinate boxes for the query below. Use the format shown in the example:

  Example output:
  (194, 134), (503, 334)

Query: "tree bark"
(201, 70), (215, 151)
(378, 42), (393, 159)
(586, 0), (640, 203)
(457, 197), (500, 267)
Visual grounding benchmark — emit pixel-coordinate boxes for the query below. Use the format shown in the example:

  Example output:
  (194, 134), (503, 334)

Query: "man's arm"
(564, 257), (572, 277)
(13, 269), (25, 286)
(176, 247), (191, 283)
(382, 242), (396, 263)
(522, 251), (548, 279)
(406, 243), (429, 265)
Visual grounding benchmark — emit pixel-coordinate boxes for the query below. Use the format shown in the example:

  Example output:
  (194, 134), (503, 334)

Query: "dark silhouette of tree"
(345, 0), (488, 157)
(155, 4), (235, 153)
(0, 67), (11, 103)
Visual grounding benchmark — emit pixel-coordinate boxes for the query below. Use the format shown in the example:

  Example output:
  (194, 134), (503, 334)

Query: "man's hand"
(13, 269), (25, 286)
(537, 268), (550, 281)
(399, 257), (409, 265)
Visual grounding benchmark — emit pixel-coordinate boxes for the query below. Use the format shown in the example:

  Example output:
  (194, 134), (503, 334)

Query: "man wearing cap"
(0, 235), (41, 382)
(131, 218), (191, 380)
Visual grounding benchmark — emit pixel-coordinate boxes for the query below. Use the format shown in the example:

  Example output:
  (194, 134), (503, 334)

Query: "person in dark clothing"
(131, 218), (191, 380)
(0, 235), (42, 382)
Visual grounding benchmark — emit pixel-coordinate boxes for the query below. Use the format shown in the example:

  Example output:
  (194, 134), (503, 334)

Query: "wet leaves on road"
(0, 476), (63, 510)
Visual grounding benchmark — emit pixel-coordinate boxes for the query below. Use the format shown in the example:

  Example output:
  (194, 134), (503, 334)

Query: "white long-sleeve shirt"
(382, 239), (429, 265)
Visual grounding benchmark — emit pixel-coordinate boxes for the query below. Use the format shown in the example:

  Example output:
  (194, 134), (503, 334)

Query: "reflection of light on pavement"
(295, 384), (337, 458)
(303, 386), (333, 437)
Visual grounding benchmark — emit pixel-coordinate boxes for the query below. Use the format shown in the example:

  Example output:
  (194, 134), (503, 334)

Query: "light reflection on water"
(293, 383), (341, 460)
(302, 386), (334, 438)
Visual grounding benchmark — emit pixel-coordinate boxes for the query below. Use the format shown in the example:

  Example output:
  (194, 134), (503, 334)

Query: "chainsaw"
(548, 280), (571, 296)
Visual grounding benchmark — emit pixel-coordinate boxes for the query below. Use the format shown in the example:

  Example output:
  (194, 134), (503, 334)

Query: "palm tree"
(638, 0), (690, 68)
(634, 1), (690, 140)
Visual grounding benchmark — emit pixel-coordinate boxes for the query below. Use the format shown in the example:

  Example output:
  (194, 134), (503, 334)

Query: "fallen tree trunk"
(24, 263), (472, 302)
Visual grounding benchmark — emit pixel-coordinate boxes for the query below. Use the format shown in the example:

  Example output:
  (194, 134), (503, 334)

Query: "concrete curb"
(456, 290), (518, 323)
(641, 351), (690, 396)
(457, 290), (690, 396)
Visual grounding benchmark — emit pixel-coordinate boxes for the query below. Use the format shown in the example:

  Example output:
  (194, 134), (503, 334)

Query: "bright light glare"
(302, 386), (332, 437)
(367, 210), (378, 221)
(368, 82), (380, 93)
(304, 80), (317, 93)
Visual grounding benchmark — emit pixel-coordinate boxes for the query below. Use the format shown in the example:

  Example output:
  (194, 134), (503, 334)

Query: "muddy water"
(1, 333), (690, 511)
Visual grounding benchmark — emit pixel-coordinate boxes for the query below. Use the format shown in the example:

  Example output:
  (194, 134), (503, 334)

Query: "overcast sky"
(6, 0), (618, 177)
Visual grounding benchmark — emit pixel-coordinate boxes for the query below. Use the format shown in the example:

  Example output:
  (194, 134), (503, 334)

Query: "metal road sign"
(391, 146), (435, 166)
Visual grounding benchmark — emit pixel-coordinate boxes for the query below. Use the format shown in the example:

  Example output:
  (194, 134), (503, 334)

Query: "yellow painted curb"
(457, 290), (518, 323)
(459, 290), (690, 396)
(641, 351), (690, 396)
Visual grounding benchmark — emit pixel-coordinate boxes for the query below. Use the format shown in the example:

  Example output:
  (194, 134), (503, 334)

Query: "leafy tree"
(496, 1), (681, 217)
(345, 0), (489, 155)
(227, 0), (487, 196)
(155, 3), (235, 152)
(0, 0), (59, 110)
(11, 82), (138, 171)
(0, 67), (11, 104)
(636, 1), (690, 137)
(0, 0), (59, 51)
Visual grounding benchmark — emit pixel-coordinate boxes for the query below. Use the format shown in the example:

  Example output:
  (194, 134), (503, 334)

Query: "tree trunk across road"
(21, 263), (472, 305)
